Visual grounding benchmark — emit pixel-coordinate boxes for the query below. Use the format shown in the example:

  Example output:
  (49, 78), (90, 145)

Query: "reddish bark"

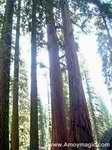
(11, 0), (21, 150)
(46, 1), (67, 149)
(60, 0), (95, 149)
(0, 0), (15, 149)
(30, 0), (38, 149)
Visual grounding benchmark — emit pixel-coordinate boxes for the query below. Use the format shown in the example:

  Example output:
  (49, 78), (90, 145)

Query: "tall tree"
(11, 0), (21, 149)
(45, 0), (67, 149)
(30, 0), (38, 149)
(84, 71), (100, 143)
(0, 0), (15, 149)
(60, 0), (95, 148)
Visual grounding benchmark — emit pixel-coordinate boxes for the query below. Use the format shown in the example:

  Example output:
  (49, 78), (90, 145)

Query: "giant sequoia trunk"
(30, 0), (38, 149)
(0, 0), (15, 149)
(46, 1), (67, 149)
(60, 0), (95, 148)
(11, 0), (21, 149)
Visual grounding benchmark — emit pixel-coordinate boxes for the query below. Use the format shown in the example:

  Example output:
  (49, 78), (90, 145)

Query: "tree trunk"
(30, 0), (38, 149)
(60, 0), (95, 149)
(0, 0), (15, 149)
(11, 0), (21, 149)
(46, 1), (67, 149)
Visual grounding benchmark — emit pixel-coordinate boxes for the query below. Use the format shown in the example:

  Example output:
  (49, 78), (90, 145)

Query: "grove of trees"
(0, 0), (112, 150)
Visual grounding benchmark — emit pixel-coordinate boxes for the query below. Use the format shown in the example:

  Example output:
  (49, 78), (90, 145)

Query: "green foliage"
(38, 99), (46, 148)
(10, 62), (49, 150)
(79, 56), (112, 142)
(20, 0), (45, 48)
(96, 16), (112, 87)
(84, 71), (112, 142)
(62, 70), (70, 132)
(18, 62), (30, 150)
(10, 62), (30, 150)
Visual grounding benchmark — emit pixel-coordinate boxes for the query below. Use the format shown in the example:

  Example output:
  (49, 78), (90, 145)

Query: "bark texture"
(11, 0), (21, 149)
(0, 0), (15, 149)
(30, 0), (38, 149)
(46, 1), (67, 149)
(60, 0), (95, 149)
